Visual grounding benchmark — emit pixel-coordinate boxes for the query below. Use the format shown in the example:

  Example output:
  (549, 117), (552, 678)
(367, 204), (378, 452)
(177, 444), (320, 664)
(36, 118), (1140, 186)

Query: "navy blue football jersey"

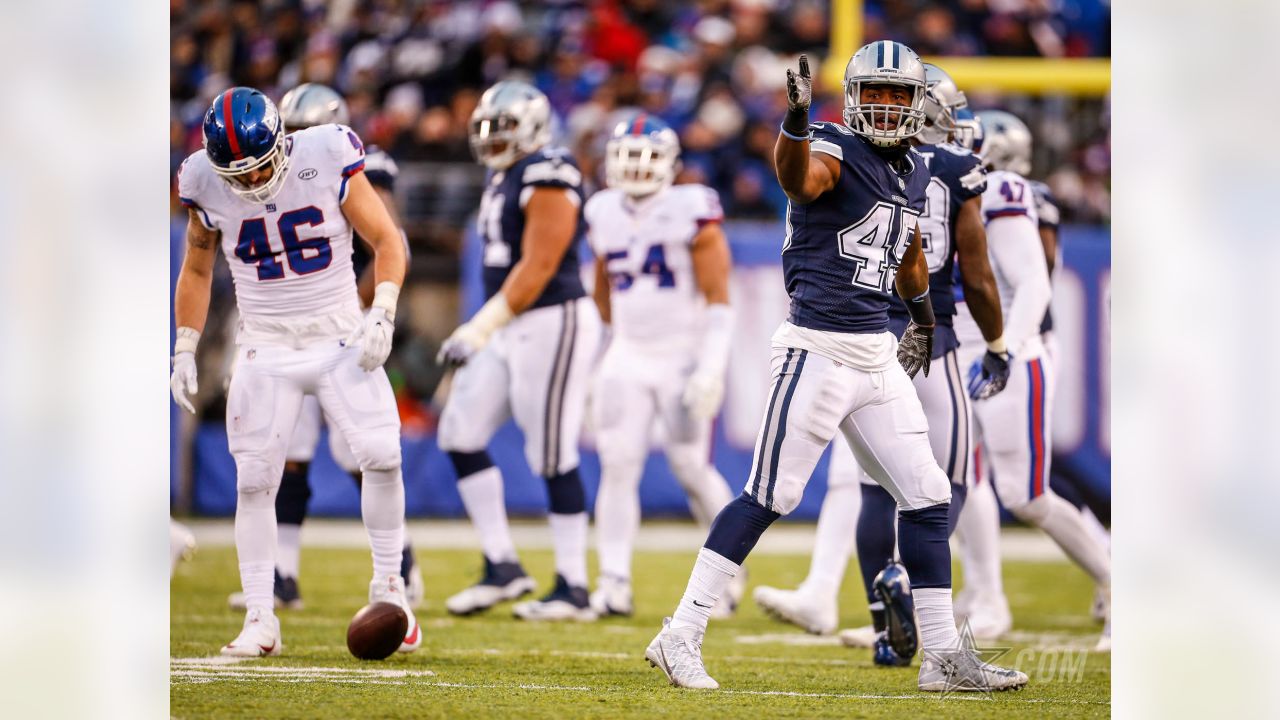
(477, 146), (587, 308)
(784, 122), (930, 334)
(887, 142), (986, 357)
(352, 146), (400, 280)
(1030, 180), (1059, 334)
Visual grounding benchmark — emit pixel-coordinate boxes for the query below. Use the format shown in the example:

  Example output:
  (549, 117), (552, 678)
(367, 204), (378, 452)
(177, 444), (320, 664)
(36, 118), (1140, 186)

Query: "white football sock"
(276, 523), (302, 579)
(1021, 493), (1111, 586)
(798, 481), (861, 600)
(235, 486), (278, 612)
(915, 587), (961, 651)
(361, 468), (405, 579)
(670, 548), (740, 633)
(548, 512), (589, 588)
(1081, 506), (1111, 555)
(595, 457), (644, 581)
(954, 477), (1004, 598)
(457, 466), (518, 563)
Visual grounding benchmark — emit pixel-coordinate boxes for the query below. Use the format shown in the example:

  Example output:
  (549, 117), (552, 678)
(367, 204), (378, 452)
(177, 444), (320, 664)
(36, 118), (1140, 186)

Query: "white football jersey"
(584, 183), (724, 345)
(981, 169), (1040, 227)
(178, 124), (367, 329)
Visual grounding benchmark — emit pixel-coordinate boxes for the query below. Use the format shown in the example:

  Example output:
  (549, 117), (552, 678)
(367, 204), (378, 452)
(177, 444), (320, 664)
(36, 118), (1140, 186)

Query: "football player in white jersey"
(172, 87), (420, 656)
(225, 83), (423, 612)
(584, 114), (741, 618)
(953, 110), (1111, 650)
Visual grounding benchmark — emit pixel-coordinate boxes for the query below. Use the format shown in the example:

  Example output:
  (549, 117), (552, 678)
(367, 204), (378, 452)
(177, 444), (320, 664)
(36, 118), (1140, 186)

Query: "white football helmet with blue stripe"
(843, 40), (928, 147)
(918, 64), (969, 145)
(279, 83), (350, 130)
(974, 110), (1033, 175)
(468, 81), (553, 170)
(605, 113), (681, 197)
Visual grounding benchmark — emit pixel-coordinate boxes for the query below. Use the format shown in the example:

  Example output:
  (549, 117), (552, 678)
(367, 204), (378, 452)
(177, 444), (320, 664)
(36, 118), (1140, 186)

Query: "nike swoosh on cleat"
(258, 641), (276, 654)
(404, 623), (420, 645)
(692, 600), (711, 608)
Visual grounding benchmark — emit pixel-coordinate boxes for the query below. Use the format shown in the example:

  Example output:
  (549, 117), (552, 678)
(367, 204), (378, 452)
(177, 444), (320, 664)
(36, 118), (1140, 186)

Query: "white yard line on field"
(181, 519), (1069, 562)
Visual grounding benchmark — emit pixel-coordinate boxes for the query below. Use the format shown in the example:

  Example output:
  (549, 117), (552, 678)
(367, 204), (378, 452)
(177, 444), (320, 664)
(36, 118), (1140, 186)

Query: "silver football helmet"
(605, 113), (681, 197)
(842, 40), (928, 147)
(918, 64), (969, 145)
(975, 110), (1032, 175)
(279, 83), (350, 130)
(469, 81), (553, 170)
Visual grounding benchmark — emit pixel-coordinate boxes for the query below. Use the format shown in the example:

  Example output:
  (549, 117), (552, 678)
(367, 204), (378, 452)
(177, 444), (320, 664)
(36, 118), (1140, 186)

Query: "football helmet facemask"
(469, 81), (553, 170)
(605, 113), (681, 197)
(842, 40), (928, 147)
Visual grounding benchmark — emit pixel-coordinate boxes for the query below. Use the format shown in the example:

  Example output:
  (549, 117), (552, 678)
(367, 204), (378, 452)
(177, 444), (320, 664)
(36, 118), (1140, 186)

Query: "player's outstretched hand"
(897, 322), (934, 379)
(967, 350), (1012, 400)
(345, 308), (394, 372)
(786, 54), (812, 112)
(682, 370), (725, 421)
(436, 323), (485, 368)
(170, 352), (198, 414)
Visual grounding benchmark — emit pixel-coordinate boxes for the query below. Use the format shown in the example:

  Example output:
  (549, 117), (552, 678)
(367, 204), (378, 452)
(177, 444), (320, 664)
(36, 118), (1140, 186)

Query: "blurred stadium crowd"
(168, 0), (1109, 420)
(170, 0), (1110, 229)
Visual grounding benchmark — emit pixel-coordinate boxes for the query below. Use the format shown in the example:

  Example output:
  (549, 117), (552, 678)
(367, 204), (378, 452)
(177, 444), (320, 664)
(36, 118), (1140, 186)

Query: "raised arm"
(774, 54), (840, 204)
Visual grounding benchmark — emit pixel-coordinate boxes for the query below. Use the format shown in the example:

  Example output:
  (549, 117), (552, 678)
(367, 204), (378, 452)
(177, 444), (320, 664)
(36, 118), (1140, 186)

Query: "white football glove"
(436, 321), (489, 367)
(436, 294), (515, 368)
(345, 307), (394, 372)
(171, 351), (198, 414)
(682, 370), (725, 421)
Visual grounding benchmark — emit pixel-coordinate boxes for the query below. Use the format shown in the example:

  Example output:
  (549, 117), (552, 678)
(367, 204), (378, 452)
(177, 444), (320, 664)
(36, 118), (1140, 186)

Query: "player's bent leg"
(316, 351), (419, 651)
(224, 348), (305, 656)
(591, 365), (654, 616)
(509, 300), (601, 622)
(650, 348), (849, 689)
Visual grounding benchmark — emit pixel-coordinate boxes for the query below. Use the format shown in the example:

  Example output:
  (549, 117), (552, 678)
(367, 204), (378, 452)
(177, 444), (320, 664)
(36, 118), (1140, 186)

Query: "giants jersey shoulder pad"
(982, 169), (1039, 225)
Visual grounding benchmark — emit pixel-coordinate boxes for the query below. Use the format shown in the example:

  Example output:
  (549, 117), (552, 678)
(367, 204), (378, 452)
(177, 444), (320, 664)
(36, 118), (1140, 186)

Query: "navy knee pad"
(449, 450), (494, 482)
(897, 503), (952, 589)
(275, 462), (312, 525)
(545, 467), (586, 515)
(704, 494), (781, 565)
(856, 483), (898, 602)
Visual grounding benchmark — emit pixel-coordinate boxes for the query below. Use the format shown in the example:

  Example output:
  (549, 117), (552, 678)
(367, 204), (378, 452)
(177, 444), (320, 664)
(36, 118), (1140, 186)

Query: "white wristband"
(372, 282), (401, 323)
(174, 327), (200, 355)
(470, 293), (516, 339)
(986, 335), (1007, 354)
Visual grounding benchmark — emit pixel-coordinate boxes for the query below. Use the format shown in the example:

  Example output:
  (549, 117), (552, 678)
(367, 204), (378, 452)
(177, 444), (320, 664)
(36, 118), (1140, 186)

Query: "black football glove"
(897, 322), (934, 379)
(782, 54), (812, 138)
(967, 350), (1013, 400)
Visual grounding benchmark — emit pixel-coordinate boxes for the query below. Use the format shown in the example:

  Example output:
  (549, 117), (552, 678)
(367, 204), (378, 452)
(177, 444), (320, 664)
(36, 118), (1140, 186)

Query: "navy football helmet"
(203, 87), (290, 204)
(605, 113), (681, 197)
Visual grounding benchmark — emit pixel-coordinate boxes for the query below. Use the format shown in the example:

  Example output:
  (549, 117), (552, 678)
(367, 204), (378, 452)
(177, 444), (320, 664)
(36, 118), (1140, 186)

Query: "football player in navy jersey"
(752, 64), (1012, 665)
(436, 81), (602, 621)
(225, 83), (423, 612)
(645, 44), (1026, 693)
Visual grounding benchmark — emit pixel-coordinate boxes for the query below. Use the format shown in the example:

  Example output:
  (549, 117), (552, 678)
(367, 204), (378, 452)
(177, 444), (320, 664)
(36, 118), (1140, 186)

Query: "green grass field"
(171, 529), (1109, 719)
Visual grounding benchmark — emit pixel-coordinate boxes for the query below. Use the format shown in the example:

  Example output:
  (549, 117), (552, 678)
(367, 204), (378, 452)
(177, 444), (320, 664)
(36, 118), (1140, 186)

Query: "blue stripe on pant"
(749, 349), (808, 511)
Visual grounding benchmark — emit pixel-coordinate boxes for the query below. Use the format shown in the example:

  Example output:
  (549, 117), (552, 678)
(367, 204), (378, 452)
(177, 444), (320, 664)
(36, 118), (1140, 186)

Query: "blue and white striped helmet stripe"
(875, 41), (901, 70)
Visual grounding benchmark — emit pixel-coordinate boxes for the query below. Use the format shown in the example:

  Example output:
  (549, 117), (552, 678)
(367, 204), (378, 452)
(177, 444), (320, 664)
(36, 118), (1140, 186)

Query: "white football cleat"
(838, 624), (878, 648)
(370, 574), (421, 653)
(406, 563), (425, 609)
(590, 575), (634, 617)
(445, 558), (537, 615)
(752, 585), (837, 635)
(513, 575), (597, 622)
(918, 649), (1028, 692)
(964, 591), (1012, 640)
(221, 607), (283, 658)
(646, 617), (719, 690)
(1094, 585), (1111, 652)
